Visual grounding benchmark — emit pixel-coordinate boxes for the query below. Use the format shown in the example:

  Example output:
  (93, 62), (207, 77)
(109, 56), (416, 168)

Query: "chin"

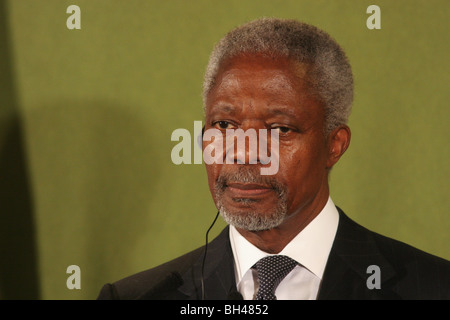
(218, 201), (287, 232)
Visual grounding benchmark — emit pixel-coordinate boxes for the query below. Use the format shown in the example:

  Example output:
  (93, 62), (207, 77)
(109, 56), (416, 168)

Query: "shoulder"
(97, 227), (232, 300)
(97, 245), (204, 300)
(357, 215), (449, 272)
(373, 230), (450, 299)
(337, 207), (449, 265)
(372, 227), (450, 280)
(336, 209), (450, 299)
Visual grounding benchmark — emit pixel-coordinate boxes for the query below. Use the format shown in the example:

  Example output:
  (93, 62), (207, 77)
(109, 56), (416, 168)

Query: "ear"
(326, 125), (351, 169)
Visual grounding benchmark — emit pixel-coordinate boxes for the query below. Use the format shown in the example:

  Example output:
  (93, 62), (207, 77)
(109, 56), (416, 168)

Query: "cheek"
(205, 163), (221, 196)
(277, 142), (328, 198)
(284, 134), (328, 170)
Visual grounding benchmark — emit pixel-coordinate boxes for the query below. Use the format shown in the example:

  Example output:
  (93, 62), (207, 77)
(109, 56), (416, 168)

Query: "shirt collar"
(229, 197), (339, 283)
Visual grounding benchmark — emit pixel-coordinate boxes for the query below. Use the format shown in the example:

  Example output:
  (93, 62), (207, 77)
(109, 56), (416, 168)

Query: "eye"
(273, 126), (292, 134)
(213, 121), (235, 130)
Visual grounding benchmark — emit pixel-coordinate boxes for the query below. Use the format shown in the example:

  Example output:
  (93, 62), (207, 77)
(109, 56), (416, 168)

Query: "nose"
(225, 128), (271, 164)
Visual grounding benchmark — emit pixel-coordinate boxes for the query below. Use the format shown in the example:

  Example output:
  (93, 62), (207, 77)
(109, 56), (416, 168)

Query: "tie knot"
(253, 255), (298, 300)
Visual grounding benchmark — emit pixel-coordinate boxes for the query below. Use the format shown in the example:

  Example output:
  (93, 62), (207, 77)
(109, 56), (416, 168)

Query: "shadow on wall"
(0, 117), (40, 300)
(26, 101), (163, 299)
(0, 0), (41, 299)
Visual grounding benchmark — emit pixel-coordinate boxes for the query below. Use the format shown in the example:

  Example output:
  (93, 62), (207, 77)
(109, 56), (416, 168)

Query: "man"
(97, 18), (450, 300)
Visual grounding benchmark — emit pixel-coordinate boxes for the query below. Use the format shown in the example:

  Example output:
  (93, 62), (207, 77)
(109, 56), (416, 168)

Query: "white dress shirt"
(229, 197), (339, 300)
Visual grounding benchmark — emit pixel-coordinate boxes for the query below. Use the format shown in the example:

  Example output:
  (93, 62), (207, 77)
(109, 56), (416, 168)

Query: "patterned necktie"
(253, 255), (298, 300)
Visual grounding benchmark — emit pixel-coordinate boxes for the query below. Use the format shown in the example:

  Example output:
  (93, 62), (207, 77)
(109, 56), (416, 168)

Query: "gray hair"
(202, 18), (353, 134)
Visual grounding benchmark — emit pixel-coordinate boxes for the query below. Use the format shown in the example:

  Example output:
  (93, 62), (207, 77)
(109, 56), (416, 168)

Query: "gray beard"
(214, 167), (288, 231)
(217, 200), (288, 231)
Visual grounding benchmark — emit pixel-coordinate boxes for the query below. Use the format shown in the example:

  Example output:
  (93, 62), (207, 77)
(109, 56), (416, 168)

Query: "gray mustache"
(216, 167), (286, 197)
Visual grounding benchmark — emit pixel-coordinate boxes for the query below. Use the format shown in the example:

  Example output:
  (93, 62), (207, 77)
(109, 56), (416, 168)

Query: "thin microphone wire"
(201, 210), (220, 300)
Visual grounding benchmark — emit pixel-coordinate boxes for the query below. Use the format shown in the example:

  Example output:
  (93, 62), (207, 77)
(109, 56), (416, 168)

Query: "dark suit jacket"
(97, 208), (450, 300)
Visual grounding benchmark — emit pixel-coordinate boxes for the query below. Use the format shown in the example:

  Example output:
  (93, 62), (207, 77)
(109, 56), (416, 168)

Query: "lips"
(226, 182), (274, 197)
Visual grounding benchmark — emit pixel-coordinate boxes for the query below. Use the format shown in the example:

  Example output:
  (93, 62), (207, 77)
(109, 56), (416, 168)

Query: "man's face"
(203, 54), (334, 232)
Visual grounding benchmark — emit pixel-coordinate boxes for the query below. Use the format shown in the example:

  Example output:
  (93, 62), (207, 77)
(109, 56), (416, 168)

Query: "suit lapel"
(318, 208), (401, 299)
(177, 226), (237, 300)
(173, 208), (404, 300)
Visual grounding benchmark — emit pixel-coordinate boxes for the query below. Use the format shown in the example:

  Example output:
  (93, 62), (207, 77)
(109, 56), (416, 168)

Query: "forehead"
(215, 54), (305, 88)
(217, 70), (296, 98)
(205, 54), (318, 116)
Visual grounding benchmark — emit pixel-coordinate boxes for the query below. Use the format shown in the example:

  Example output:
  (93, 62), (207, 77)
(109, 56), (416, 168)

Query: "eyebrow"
(209, 103), (302, 120)
(209, 103), (238, 115)
(269, 105), (303, 119)
(266, 105), (300, 119)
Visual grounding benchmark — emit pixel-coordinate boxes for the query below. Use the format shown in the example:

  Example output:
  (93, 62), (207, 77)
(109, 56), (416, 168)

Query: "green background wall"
(0, 0), (448, 299)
